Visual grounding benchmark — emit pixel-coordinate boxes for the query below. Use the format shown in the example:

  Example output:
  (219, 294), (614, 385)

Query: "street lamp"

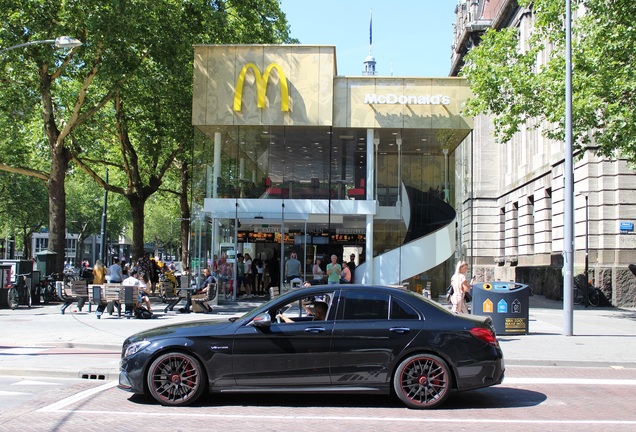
(563, 0), (574, 335)
(0, 36), (82, 54)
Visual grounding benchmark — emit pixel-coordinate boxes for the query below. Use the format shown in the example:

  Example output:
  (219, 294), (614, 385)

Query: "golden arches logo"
(233, 62), (289, 112)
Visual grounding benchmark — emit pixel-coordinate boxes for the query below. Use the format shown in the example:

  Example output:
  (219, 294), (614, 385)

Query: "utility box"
(471, 281), (530, 335)
(36, 251), (58, 276)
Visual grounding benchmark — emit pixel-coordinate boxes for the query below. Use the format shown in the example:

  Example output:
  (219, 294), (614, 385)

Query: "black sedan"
(118, 284), (504, 409)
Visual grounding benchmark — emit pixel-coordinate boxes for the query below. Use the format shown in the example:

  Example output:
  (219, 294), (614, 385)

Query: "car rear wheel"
(147, 352), (206, 406)
(393, 353), (452, 409)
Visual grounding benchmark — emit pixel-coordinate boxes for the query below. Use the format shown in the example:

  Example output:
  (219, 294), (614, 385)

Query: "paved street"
(0, 366), (635, 431)
(1, 294), (635, 431)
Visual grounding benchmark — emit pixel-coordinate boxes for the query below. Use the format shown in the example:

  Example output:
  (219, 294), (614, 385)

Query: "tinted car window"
(390, 297), (420, 320)
(342, 291), (389, 320)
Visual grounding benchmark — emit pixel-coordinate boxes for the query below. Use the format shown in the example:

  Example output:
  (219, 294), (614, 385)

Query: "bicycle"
(573, 274), (600, 307)
(40, 273), (63, 303)
(7, 273), (32, 309)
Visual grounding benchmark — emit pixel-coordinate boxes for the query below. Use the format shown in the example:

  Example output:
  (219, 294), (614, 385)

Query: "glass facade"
(191, 125), (463, 295)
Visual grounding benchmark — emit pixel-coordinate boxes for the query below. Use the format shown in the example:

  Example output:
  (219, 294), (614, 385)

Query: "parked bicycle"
(40, 273), (63, 304)
(7, 273), (32, 309)
(573, 274), (601, 307)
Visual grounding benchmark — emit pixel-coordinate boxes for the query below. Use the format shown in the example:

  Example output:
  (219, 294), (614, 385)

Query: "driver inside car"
(277, 299), (328, 323)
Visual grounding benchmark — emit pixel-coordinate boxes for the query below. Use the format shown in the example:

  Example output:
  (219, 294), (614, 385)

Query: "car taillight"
(469, 327), (499, 347)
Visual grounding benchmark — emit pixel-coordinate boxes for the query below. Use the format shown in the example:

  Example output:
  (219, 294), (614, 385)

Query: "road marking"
(37, 381), (118, 412)
(12, 379), (61, 386)
(0, 348), (46, 355)
(0, 391), (29, 396)
(36, 410), (636, 425)
(504, 377), (636, 385)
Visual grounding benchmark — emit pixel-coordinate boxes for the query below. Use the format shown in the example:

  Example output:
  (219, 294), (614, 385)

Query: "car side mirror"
(249, 312), (272, 327)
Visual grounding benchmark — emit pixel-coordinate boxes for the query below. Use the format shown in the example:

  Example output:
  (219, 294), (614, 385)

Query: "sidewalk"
(0, 294), (635, 379)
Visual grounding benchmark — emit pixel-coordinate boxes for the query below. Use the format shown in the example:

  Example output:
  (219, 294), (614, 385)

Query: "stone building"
(451, 0), (636, 307)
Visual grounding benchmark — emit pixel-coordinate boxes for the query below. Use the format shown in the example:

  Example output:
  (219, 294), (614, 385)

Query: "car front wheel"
(393, 353), (452, 409)
(147, 351), (207, 406)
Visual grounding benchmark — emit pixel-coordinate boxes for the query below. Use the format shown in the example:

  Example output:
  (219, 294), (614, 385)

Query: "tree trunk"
(48, 145), (70, 272)
(129, 196), (146, 263)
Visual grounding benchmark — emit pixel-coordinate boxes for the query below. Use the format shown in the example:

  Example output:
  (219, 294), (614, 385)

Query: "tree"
(70, 0), (294, 263)
(0, 0), (295, 271)
(461, 0), (636, 164)
(0, 173), (48, 259)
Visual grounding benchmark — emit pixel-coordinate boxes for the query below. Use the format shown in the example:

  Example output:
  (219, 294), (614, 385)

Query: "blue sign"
(497, 299), (508, 313)
(620, 222), (634, 232)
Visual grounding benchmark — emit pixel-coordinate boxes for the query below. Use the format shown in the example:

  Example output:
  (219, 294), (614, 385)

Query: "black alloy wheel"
(393, 353), (452, 409)
(147, 352), (206, 406)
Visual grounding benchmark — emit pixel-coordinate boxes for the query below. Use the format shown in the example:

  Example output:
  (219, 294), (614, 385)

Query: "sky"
(279, 1), (458, 77)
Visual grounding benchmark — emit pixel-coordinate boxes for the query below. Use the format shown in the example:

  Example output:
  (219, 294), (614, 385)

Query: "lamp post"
(0, 36), (82, 54)
(563, 0), (574, 335)
(99, 169), (108, 264)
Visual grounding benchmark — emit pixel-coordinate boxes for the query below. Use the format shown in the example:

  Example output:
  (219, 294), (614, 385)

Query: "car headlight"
(124, 340), (151, 359)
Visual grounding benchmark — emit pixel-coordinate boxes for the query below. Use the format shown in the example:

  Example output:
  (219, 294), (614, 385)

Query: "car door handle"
(389, 327), (411, 334)
(304, 327), (325, 333)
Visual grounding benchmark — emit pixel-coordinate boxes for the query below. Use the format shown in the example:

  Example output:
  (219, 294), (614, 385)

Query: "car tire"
(147, 351), (207, 406)
(393, 353), (452, 409)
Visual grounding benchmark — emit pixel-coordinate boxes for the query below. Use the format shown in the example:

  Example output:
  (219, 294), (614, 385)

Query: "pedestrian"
(93, 259), (107, 285)
(136, 272), (152, 312)
(253, 253), (265, 295)
(266, 253), (280, 290)
(244, 253), (253, 297)
(285, 252), (301, 282)
(108, 258), (124, 283)
(236, 254), (248, 298)
(312, 257), (324, 283)
(149, 256), (160, 294)
(340, 261), (352, 284)
(326, 254), (341, 285)
(450, 261), (474, 314)
(347, 253), (357, 282)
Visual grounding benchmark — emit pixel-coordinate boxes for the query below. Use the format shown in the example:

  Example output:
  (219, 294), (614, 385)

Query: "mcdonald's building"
(191, 44), (473, 295)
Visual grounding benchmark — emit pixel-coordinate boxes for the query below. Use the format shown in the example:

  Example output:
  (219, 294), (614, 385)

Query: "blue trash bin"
(471, 281), (530, 335)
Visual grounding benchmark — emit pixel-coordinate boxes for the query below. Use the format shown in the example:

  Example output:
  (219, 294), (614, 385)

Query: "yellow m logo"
(233, 62), (290, 112)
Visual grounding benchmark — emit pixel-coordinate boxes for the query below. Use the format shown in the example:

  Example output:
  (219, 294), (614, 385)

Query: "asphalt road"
(1, 365), (635, 432)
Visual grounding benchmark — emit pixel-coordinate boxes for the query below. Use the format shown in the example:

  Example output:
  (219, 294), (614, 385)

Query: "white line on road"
(36, 381), (118, 412)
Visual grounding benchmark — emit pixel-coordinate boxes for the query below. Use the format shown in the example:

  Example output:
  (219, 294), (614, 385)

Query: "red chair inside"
(347, 179), (365, 199)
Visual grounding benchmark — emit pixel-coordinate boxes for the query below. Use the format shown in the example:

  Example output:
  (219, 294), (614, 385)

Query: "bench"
(59, 280), (91, 314)
(89, 284), (139, 319)
(191, 285), (214, 313)
(160, 279), (184, 313)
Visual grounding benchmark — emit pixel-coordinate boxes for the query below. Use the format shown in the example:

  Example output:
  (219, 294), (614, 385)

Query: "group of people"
(90, 253), (169, 314)
(209, 252), (269, 299)
(311, 253), (357, 285)
(202, 250), (360, 299)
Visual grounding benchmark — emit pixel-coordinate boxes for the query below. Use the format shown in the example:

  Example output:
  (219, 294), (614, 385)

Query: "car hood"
(126, 319), (236, 343)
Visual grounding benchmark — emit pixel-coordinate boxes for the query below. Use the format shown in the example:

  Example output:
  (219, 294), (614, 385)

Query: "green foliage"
(0, 172), (48, 256)
(0, 0), (294, 262)
(461, 0), (636, 163)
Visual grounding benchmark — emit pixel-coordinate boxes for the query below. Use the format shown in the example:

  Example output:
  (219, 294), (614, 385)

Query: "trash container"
(471, 281), (530, 335)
